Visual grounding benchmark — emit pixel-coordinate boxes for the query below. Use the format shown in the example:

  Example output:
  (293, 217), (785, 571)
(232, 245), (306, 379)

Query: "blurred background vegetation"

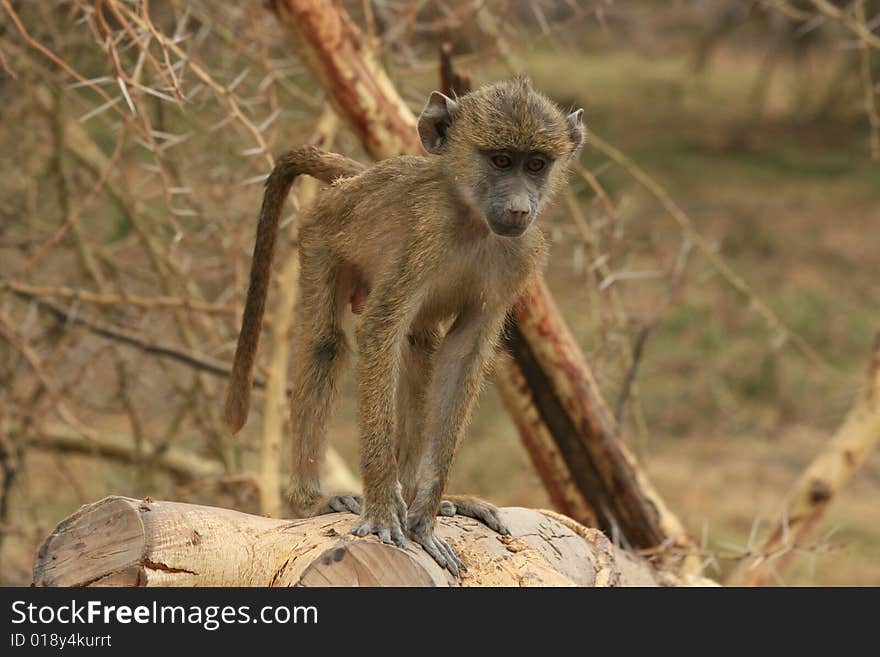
(0, 0), (878, 586)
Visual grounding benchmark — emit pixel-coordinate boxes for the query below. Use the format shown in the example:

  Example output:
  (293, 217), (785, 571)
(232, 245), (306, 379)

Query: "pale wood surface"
(33, 497), (713, 587)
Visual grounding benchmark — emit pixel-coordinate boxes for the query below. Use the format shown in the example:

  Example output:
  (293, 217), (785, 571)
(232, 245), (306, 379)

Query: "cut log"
(32, 497), (713, 587)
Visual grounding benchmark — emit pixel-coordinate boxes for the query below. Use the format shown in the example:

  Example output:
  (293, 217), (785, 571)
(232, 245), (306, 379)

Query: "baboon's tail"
(224, 146), (366, 434)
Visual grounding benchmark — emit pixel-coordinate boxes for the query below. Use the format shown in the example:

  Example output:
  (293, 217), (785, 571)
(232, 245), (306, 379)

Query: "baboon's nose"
(504, 206), (530, 219)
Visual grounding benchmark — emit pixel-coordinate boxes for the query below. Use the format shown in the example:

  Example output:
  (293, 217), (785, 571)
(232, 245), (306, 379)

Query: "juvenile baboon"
(225, 78), (585, 575)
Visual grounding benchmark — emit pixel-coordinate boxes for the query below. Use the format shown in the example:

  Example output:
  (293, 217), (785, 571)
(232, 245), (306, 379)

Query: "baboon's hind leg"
(287, 246), (351, 517)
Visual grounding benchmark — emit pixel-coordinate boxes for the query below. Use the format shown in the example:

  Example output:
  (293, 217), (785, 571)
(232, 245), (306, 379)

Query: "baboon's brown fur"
(225, 79), (584, 574)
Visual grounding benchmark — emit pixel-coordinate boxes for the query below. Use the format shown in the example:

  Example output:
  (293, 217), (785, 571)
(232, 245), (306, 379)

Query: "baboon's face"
(416, 81), (585, 239)
(473, 149), (554, 237)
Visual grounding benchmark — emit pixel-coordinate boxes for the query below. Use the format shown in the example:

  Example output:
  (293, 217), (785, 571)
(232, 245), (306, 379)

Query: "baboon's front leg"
(397, 327), (441, 505)
(348, 274), (420, 548)
(406, 310), (506, 576)
(319, 326), (437, 520)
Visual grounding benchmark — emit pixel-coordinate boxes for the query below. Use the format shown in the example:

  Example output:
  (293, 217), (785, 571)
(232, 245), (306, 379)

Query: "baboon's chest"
(424, 250), (523, 319)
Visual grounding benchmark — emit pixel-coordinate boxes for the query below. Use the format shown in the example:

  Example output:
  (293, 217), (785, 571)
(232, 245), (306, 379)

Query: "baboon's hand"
(349, 485), (408, 548)
(291, 494), (361, 518)
(439, 496), (511, 535)
(350, 516), (406, 548)
(408, 512), (466, 578)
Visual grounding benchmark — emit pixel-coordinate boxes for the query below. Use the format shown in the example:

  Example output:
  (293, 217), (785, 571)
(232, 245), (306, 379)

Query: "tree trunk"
(32, 497), (713, 587)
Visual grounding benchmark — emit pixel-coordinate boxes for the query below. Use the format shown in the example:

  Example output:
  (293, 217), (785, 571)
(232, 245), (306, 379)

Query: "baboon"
(225, 78), (585, 575)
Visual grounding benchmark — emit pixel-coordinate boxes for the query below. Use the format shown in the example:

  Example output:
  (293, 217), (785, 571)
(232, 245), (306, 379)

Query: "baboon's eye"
(526, 158), (546, 173)
(490, 153), (512, 169)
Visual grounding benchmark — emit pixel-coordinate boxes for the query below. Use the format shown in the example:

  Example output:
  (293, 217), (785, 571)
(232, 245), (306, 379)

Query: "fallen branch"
(16, 423), (224, 482)
(9, 422), (359, 496)
(0, 281), (235, 315)
(8, 294), (361, 500)
(737, 329), (880, 585)
(14, 293), (238, 384)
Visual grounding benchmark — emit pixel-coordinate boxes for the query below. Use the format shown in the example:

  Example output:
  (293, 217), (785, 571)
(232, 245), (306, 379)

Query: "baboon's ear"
(566, 108), (586, 158)
(418, 91), (459, 154)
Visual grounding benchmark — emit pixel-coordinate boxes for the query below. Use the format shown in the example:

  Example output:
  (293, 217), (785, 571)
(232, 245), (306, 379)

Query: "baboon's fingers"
(378, 527), (407, 549)
(391, 526), (407, 549)
(351, 523), (372, 538)
(443, 496), (510, 535)
(349, 517), (406, 549)
(439, 540), (466, 573)
(328, 495), (363, 515)
(467, 506), (509, 535)
(409, 524), (464, 578)
(414, 536), (448, 573)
